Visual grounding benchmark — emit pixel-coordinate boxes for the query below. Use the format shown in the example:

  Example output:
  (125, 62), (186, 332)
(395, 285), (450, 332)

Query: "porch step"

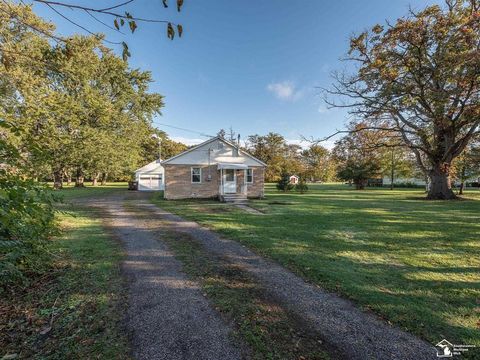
(221, 194), (248, 203)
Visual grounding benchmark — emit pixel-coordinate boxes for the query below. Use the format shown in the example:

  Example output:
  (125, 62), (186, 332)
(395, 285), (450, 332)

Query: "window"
(191, 167), (201, 183)
(246, 168), (253, 183)
(225, 169), (235, 182)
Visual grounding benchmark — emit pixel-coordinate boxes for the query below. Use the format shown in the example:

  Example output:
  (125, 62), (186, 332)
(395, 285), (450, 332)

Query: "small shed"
(134, 159), (164, 191)
(289, 175), (299, 184)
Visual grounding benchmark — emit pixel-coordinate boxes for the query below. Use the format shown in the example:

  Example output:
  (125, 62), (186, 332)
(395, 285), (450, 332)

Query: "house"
(161, 136), (266, 201)
(134, 159), (164, 191)
(289, 175), (299, 184)
(382, 176), (426, 187)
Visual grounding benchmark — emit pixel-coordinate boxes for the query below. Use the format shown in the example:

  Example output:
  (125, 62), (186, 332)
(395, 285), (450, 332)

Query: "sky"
(31, 0), (440, 148)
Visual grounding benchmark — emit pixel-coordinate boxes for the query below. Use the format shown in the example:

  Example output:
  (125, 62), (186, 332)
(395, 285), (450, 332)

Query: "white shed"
(134, 159), (164, 191)
(289, 175), (299, 184)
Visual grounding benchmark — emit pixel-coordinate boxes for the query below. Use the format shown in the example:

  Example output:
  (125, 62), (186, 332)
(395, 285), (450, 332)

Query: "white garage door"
(138, 175), (162, 191)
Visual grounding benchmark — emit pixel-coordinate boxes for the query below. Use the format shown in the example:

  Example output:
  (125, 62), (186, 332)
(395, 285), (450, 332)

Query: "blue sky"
(31, 0), (439, 147)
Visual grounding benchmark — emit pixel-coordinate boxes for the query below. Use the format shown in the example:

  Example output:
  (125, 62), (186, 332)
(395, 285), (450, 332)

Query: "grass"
(47, 182), (128, 202)
(1, 184), (129, 359)
(152, 183), (480, 351)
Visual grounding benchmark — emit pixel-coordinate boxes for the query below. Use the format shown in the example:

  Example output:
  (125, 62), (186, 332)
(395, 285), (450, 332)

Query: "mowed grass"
(153, 184), (480, 349)
(1, 184), (129, 359)
(48, 182), (128, 202)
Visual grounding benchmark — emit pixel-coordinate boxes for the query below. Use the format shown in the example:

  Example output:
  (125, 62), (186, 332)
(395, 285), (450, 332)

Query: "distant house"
(382, 176), (426, 187)
(161, 136), (266, 201)
(134, 159), (164, 191)
(289, 175), (299, 184)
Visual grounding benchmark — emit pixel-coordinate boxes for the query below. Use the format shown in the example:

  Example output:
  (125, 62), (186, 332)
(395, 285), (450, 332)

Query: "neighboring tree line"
(331, 122), (480, 191)
(245, 133), (336, 183)
(0, 2), (186, 289)
(1, 2), (186, 189)
(325, 0), (480, 199)
(243, 129), (479, 193)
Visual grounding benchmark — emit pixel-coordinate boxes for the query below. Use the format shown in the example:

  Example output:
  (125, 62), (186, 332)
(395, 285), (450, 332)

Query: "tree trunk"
(427, 163), (456, 200)
(459, 166), (466, 195)
(390, 149), (394, 190)
(64, 171), (72, 186)
(75, 167), (85, 188)
(355, 179), (366, 190)
(92, 173), (100, 186)
(100, 172), (108, 186)
(53, 170), (63, 189)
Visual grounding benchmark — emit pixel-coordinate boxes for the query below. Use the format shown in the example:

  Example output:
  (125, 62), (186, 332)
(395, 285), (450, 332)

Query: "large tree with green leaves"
(246, 133), (304, 181)
(1, 2), (164, 188)
(326, 0), (480, 199)
(332, 123), (383, 189)
(301, 144), (335, 182)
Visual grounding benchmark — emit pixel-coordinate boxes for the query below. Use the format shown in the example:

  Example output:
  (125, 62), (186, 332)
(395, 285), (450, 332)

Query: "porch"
(217, 163), (249, 203)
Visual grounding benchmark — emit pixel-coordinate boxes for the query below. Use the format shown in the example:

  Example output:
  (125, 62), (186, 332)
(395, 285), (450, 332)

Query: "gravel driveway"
(90, 195), (245, 360)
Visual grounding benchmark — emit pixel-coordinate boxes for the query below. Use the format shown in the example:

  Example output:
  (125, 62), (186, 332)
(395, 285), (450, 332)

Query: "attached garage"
(134, 159), (164, 191)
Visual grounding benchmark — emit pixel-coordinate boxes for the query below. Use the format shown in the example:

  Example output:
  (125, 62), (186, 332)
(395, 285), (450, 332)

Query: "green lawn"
(1, 184), (129, 359)
(152, 184), (480, 349)
(48, 182), (128, 201)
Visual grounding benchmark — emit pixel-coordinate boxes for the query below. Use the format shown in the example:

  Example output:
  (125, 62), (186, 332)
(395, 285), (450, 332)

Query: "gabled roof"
(135, 159), (163, 173)
(161, 136), (267, 167)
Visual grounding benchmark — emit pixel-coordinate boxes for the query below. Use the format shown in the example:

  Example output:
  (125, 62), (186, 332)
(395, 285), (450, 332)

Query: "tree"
(301, 144), (335, 182)
(295, 176), (308, 194)
(380, 146), (417, 189)
(276, 172), (294, 192)
(326, 0), (480, 199)
(246, 133), (304, 181)
(1, 3), (164, 188)
(2, 0), (184, 60)
(141, 129), (188, 163)
(332, 123), (383, 189)
(337, 159), (381, 190)
(453, 143), (480, 194)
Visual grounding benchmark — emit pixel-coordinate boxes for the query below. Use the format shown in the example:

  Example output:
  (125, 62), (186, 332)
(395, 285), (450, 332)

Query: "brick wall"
(247, 167), (265, 198)
(164, 164), (265, 199)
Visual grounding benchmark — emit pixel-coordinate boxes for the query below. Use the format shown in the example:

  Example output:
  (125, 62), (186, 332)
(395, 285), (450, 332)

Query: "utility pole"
(152, 134), (162, 160)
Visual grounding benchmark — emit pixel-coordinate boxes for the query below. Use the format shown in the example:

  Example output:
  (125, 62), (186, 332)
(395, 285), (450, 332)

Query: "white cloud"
(170, 136), (206, 146)
(267, 81), (303, 101)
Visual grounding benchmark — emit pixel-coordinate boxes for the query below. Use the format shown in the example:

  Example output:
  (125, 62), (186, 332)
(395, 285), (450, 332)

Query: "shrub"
(276, 173), (294, 192)
(0, 172), (59, 290)
(295, 177), (308, 194)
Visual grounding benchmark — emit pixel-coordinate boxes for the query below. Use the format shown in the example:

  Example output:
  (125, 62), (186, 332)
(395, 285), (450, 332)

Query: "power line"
(155, 122), (215, 138)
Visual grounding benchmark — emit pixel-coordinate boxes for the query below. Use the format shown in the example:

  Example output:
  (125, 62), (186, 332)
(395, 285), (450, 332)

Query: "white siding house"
(134, 159), (164, 191)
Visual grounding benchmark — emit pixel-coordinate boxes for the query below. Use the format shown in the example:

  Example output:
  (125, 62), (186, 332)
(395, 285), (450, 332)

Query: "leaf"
(113, 19), (119, 30)
(167, 22), (175, 40)
(120, 19), (125, 26)
(129, 21), (137, 33)
(177, 24), (183, 37)
(162, 0), (168, 8)
(177, 0), (183, 11)
(125, 11), (132, 19)
(122, 42), (130, 61)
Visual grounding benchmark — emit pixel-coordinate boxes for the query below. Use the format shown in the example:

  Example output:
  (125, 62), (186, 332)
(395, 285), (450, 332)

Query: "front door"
(223, 169), (236, 194)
